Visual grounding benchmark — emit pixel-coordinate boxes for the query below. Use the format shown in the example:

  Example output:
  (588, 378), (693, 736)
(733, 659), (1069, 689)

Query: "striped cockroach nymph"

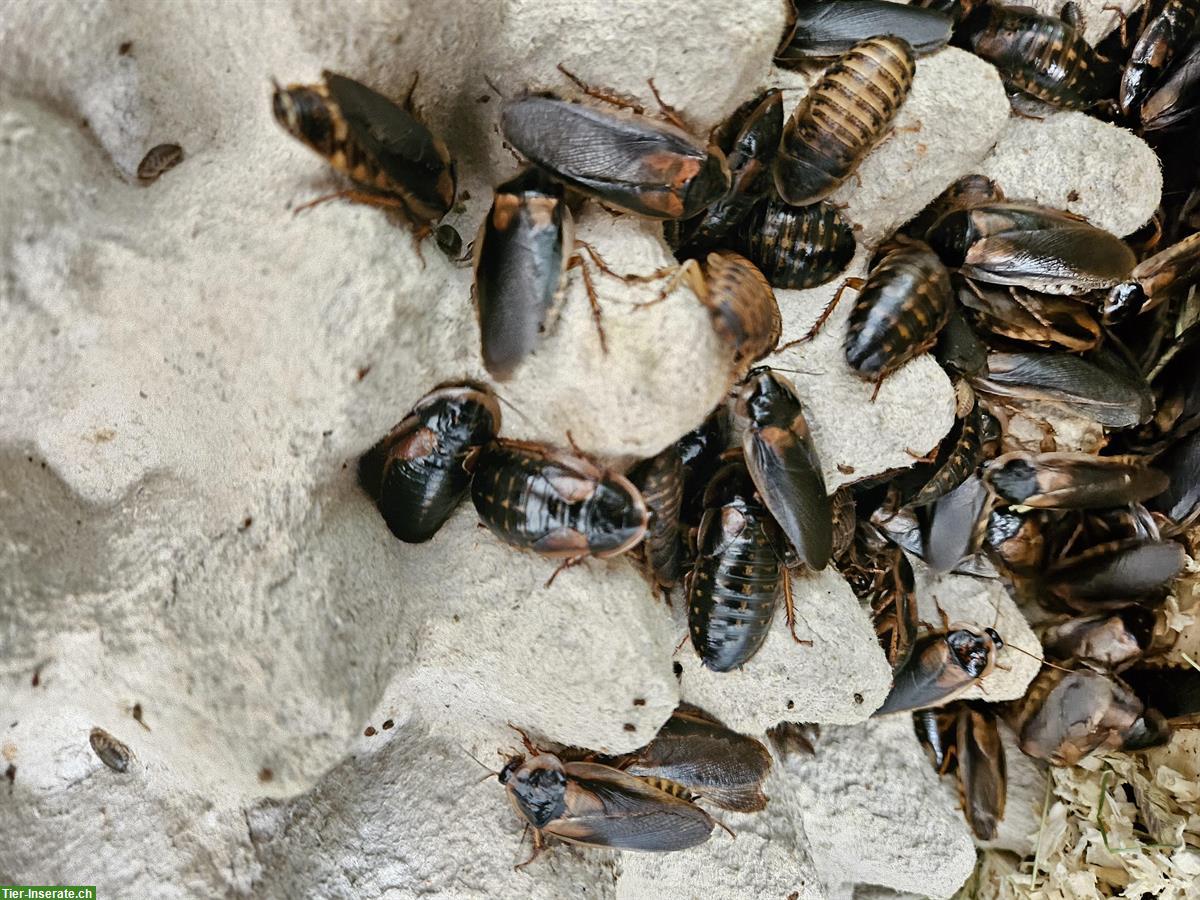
(774, 35), (916, 206)
(271, 70), (456, 228)
(735, 198), (856, 291)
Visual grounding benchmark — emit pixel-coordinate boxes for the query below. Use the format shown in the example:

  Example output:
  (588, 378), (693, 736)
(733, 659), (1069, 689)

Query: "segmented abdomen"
(702, 252), (781, 367)
(740, 199), (856, 289)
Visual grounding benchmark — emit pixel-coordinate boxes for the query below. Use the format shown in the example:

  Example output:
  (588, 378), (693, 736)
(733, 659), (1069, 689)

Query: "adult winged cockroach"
(776, 0), (951, 64)
(873, 624), (1004, 716)
(984, 451), (1169, 509)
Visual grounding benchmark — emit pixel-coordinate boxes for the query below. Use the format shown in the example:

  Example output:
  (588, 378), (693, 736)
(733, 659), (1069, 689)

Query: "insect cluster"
(266, 0), (1200, 874)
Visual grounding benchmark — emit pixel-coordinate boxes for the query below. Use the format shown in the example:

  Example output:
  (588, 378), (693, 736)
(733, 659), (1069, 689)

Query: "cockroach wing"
(873, 632), (977, 716)
(322, 72), (452, 215)
(963, 229), (1134, 292)
(744, 427), (833, 570)
(621, 704), (772, 812)
(956, 706), (1006, 841)
(547, 762), (716, 852)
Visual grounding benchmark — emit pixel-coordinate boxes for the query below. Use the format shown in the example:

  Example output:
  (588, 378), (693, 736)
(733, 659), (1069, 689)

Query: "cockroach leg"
(567, 254), (608, 353)
(782, 570), (814, 647)
(403, 71), (420, 111)
(778, 278), (865, 350)
(674, 630), (691, 653)
(1100, 4), (1128, 44)
(544, 555), (586, 588)
(714, 819), (737, 840)
(647, 78), (688, 131)
(514, 825), (547, 871)
(870, 373), (885, 402)
(507, 722), (541, 755)
(556, 63), (646, 114)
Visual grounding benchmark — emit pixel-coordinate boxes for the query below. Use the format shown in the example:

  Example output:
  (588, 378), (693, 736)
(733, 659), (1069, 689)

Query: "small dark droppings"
(623, 723), (636, 732)
(452, 614), (460, 623)
(118, 40), (132, 55)
(632, 698), (646, 706)
(76, 520), (82, 526)
(132, 703), (149, 730)
(341, 462), (348, 469)
(460, 190), (471, 202)
(364, 726), (377, 737)
(853, 693), (864, 705)
(4, 764), (14, 787)
(356, 366), (371, 381)
(477, 95), (491, 103)
(258, 767), (274, 782)
(321, 429), (333, 438)
(786, 700), (794, 710)
(382, 719), (394, 730)
(80, 118), (89, 130)
(240, 516), (253, 530)
(139, 390), (148, 399)
(788, 892), (799, 900)
(31, 667), (40, 688)
(672, 662), (683, 677)
(837, 463), (855, 474)
(1067, 190), (1080, 202)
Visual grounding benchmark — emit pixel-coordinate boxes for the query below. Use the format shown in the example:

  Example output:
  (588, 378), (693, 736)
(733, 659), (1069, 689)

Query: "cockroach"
(471, 439), (648, 572)
(872, 624), (1003, 716)
(628, 445), (687, 592)
(435, 223), (464, 258)
(473, 169), (576, 380)
(984, 507), (1045, 576)
(921, 474), (993, 574)
(1041, 609), (1159, 672)
(736, 368), (833, 570)
(909, 403), (998, 508)
(984, 451), (1169, 509)
(957, 281), (1101, 352)
(673, 91), (784, 253)
(677, 408), (730, 526)
(1119, 0), (1200, 115)
(914, 706), (959, 772)
(1151, 429), (1200, 529)
(1045, 539), (1186, 609)
(1141, 40), (1200, 130)
(1103, 231), (1200, 323)
(89, 727), (132, 773)
(272, 71), (456, 226)
(774, 36), (916, 206)
(934, 309), (989, 378)
(776, 0), (952, 64)
(1006, 667), (1167, 766)
(912, 0), (966, 20)
(871, 505), (997, 577)
(358, 383), (500, 543)
(687, 462), (797, 672)
(666, 252), (782, 371)
(927, 203), (1136, 295)
(136, 143), (183, 184)
(956, 4), (1119, 110)
(736, 198), (856, 290)
(613, 704), (772, 812)
(971, 351), (1153, 428)
(500, 94), (729, 219)
(955, 703), (1006, 841)
(905, 174), (1005, 243)
(499, 752), (716, 858)
(766, 721), (820, 759)
(828, 238), (953, 390)
(838, 522), (918, 670)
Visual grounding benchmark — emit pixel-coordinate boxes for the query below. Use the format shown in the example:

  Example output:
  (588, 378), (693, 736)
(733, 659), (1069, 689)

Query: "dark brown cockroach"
(921, 474), (994, 574)
(956, 4), (1118, 110)
(736, 198), (857, 290)
(909, 402), (998, 508)
(1120, 0), (1200, 115)
(358, 383), (501, 543)
(934, 309), (989, 378)
(1041, 608), (1159, 672)
(500, 93), (729, 220)
(774, 36), (916, 206)
(272, 71), (455, 226)
(435, 223), (463, 259)
(914, 706), (959, 773)
(499, 752), (716, 858)
(737, 368), (833, 570)
(984, 451), (1169, 509)
(628, 445), (686, 593)
(687, 462), (796, 672)
(473, 169), (576, 380)
(613, 703), (772, 812)
(838, 522), (918, 670)
(672, 91), (784, 253)
(957, 281), (1101, 352)
(971, 351), (1153, 428)
(667, 251), (782, 371)
(136, 143), (183, 184)
(873, 624), (1004, 716)
(927, 203), (1136, 295)
(677, 407), (731, 526)
(905, 174), (1005, 243)
(955, 703), (1006, 841)
(1103, 231), (1200, 323)
(1151, 429), (1200, 530)
(89, 727), (132, 773)
(776, 0), (952, 64)
(1045, 539), (1186, 610)
(470, 439), (648, 570)
(1141, 40), (1200, 130)
(766, 721), (820, 759)
(1006, 667), (1167, 766)
(871, 505), (997, 577)
(984, 507), (1045, 576)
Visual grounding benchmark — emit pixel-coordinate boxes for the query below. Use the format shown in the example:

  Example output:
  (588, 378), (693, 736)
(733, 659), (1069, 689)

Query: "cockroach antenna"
(1005, 641), (1073, 673)
(490, 390), (533, 427)
(462, 747), (501, 784)
(762, 365), (823, 377)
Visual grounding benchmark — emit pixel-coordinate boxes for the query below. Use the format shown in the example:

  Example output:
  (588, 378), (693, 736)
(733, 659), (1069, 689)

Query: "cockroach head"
(1102, 282), (1145, 325)
(947, 627), (999, 679)
(498, 754), (524, 785)
(271, 81), (332, 151)
(501, 754), (568, 828)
